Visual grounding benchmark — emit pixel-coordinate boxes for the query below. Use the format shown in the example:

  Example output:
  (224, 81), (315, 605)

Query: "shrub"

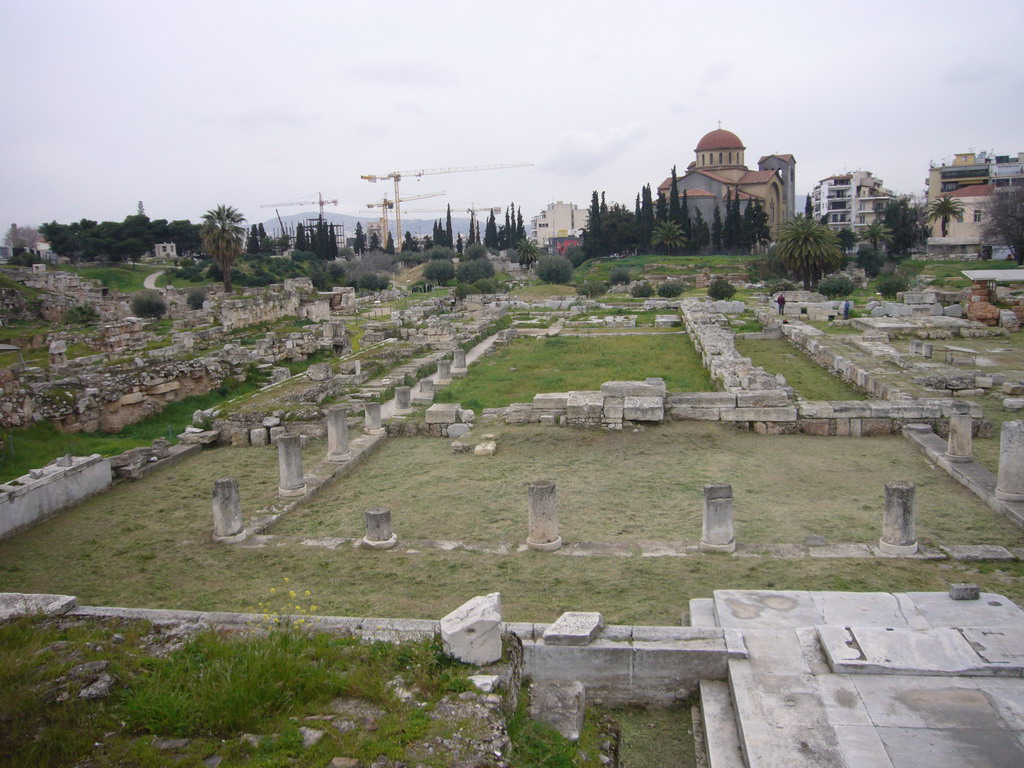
(609, 266), (631, 285)
(453, 282), (473, 299)
(290, 250), (318, 264)
(472, 278), (498, 294)
(206, 262), (223, 281)
(875, 273), (910, 299)
(657, 282), (684, 298)
(423, 259), (456, 284)
(707, 279), (736, 300)
(565, 246), (587, 267)
(817, 275), (855, 299)
(536, 255), (573, 284)
(855, 245), (885, 277)
(131, 290), (167, 318)
(356, 273), (389, 292)
(630, 281), (654, 298)
(576, 280), (606, 298)
(464, 243), (489, 260)
(425, 246), (457, 261)
(186, 287), (206, 310)
(456, 258), (494, 283)
(64, 304), (99, 325)
(765, 279), (796, 293)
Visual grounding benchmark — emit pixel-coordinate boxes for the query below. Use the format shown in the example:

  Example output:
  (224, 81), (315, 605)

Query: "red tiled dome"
(696, 128), (744, 152)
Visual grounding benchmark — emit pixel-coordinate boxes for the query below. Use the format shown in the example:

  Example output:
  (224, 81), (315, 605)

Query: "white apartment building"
(530, 201), (589, 250)
(811, 171), (894, 233)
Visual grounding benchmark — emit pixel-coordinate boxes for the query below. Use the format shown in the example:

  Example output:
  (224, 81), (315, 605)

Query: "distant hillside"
(260, 211), (473, 241)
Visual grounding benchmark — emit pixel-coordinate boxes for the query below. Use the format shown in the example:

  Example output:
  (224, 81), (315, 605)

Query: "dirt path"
(143, 270), (164, 289)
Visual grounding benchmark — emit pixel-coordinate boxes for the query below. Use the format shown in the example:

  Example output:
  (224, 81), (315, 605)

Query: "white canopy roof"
(961, 269), (1024, 282)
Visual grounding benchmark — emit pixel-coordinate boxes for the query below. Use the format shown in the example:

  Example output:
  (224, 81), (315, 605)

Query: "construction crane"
(259, 192), (340, 220)
(366, 191), (446, 247)
(360, 163), (531, 245)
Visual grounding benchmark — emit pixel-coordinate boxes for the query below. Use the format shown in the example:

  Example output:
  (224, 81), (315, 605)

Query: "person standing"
(777, 293), (786, 315)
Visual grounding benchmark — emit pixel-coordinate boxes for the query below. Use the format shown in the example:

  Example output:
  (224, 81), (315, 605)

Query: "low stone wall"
(0, 455), (112, 539)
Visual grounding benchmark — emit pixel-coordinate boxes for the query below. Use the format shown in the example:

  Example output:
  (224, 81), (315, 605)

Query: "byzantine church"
(658, 127), (796, 234)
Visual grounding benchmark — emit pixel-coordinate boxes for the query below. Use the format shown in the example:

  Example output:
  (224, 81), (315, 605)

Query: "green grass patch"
(56, 264), (162, 293)
(735, 337), (867, 401)
(575, 253), (748, 282)
(0, 615), (473, 768)
(434, 334), (712, 411)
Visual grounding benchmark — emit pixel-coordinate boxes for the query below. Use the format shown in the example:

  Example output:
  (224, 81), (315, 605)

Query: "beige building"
(530, 201), (589, 250)
(811, 171), (894, 234)
(927, 151), (1024, 201)
(659, 128), (796, 234)
(926, 184), (995, 258)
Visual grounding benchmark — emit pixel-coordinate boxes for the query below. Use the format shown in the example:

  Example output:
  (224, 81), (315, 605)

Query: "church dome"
(696, 128), (745, 152)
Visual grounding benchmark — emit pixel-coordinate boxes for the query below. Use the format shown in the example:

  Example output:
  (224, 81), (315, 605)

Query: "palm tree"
(858, 221), (893, 255)
(200, 204), (246, 292)
(516, 239), (540, 269)
(652, 220), (686, 255)
(775, 215), (843, 290)
(926, 196), (965, 238)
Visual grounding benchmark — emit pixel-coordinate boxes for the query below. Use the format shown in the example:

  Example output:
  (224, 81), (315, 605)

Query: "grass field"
(56, 264), (164, 293)
(433, 334), (713, 411)
(574, 254), (749, 283)
(735, 337), (868, 401)
(2, 423), (1022, 626)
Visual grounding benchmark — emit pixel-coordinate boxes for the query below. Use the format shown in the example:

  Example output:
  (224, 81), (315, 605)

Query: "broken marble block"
(440, 592), (503, 665)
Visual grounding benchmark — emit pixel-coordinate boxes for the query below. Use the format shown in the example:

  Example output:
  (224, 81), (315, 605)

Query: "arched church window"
(728, 152), (732, 163)
(718, 152), (723, 164)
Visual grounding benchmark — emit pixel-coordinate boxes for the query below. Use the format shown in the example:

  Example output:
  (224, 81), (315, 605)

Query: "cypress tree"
(258, 222), (268, 242)
(585, 190), (603, 259)
(693, 209), (709, 253)
(740, 200), (756, 252)
(328, 223), (339, 260)
(805, 193), (813, 218)
(712, 204), (723, 252)
(354, 222), (366, 255)
(640, 184), (654, 251)
(484, 211), (499, 249)
(385, 231), (395, 255)
(247, 224), (260, 254)
(402, 231), (417, 252)
(722, 190), (739, 250)
(516, 207), (525, 243)
(368, 230), (380, 252)
(467, 211), (476, 245)
(668, 165), (681, 227)
(655, 188), (667, 222)
(296, 222), (308, 252)
(445, 205), (453, 248)
(456, 233), (463, 253)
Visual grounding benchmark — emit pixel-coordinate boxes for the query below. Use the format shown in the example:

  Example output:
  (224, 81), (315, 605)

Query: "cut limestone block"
(440, 592), (503, 665)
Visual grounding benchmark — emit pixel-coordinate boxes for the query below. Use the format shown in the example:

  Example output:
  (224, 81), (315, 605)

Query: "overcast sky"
(2, 0), (1022, 232)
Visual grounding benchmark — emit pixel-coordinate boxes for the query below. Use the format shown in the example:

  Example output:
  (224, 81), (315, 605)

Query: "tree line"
(39, 215), (203, 265)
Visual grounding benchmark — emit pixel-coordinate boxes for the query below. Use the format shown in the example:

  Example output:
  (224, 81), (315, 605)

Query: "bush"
(536, 255), (573, 284)
(565, 246), (587, 268)
(817, 275), (855, 299)
(453, 282), (473, 300)
(708, 279), (736, 300)
(131, 290), (167, 318)
(206, 262), (223, 281)
(855, 245), (885, 277)
(472, 278), (498, 294)
(356, 273), (389, 292)
(186, 287), (206, 310)
(609, 266), (631, 285)
(423, 259), (456, 284)
(64, 304), (99, 325)
(425, 246), (457, 261)
(576, 280), (606, 298)
(657, 282), (684, 298)
(630, 281), (654, 298)
(875, 273), (910, 299)
(290, 250), (318, 264)
(765, 279), (796, 294)
(456, 258), (494, 283)
(464, 243), (489, 260)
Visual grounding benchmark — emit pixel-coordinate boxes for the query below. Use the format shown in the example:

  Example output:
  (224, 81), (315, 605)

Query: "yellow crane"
(259, 192), (339, 219)
(366, 191), (446, 248)
(360, 163), (531, 245)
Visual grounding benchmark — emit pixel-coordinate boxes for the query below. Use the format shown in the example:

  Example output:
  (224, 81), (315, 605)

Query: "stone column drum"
(527, 479), (561, 551)
(364, 402), (384, 435)
(277, 435), (306, 498)
(452, 348), (467, 369)
(995, 420), (1024, 502)
(361, 507), (398, 549)
(436, 360), (452, 384)
(700, 483), (736, 553)
(326, 405), (351, 462)
(395, 386), (412, 410)
(212, 477), (243, 538)
(879, 481), (917, 555)
(944, 403), (973, 463)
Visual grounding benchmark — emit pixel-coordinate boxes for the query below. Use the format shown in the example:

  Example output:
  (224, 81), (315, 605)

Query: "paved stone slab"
(959, 627), (1024, 666)
(699, 680), (746, 768)
(810, 592), (930, 630)
(808, 543), (874, 558)
(0, 592), (77, 621)
(637, 541), (693, 557)
(713, 590), (822, 629)
(876, 725), (1024, 768)
(905, 592), (1024, 629)
(832, 725), (894, 768)
(688, 598), (717, 628)
(940, 544), (1017, 562)
(818, 626), (1020, 677)
(542, 612), (604, 646)
(529, 680), (586, 741)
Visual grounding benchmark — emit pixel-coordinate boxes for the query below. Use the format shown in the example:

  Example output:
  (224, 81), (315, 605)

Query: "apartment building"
(811, 171), (893, 233)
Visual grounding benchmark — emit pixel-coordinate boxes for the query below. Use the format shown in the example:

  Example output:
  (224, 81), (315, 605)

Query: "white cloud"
(541, 123), (647, 177)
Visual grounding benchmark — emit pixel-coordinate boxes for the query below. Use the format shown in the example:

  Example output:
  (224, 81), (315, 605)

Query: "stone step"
(689, 598), (718, 628)
(699, 679), (745, 768)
